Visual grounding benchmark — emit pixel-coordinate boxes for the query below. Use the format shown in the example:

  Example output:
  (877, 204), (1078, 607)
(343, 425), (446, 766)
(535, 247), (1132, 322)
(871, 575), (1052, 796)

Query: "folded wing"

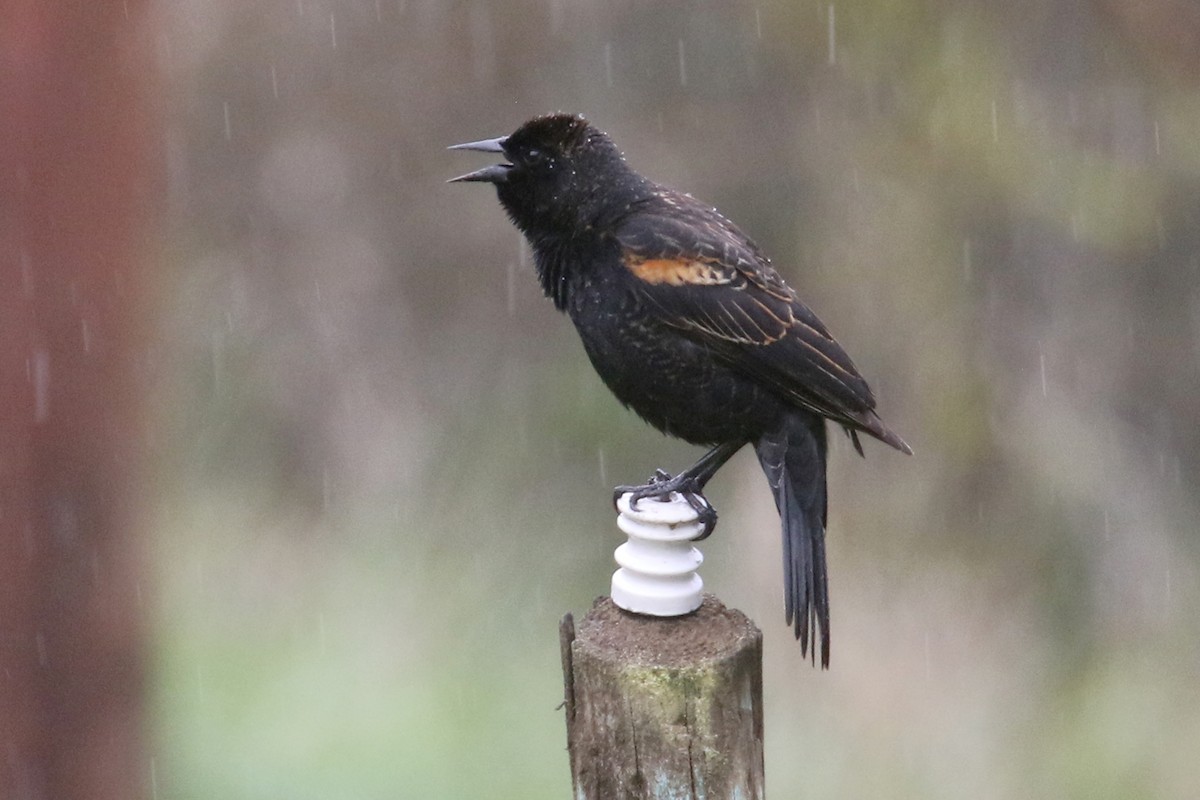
(616, 197), (910, 453)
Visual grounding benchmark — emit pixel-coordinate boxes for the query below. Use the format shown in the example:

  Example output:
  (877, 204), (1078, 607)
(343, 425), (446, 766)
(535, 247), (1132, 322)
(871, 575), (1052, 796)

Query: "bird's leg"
(612, 441), (745, 540)
(612, 441), (744, 505)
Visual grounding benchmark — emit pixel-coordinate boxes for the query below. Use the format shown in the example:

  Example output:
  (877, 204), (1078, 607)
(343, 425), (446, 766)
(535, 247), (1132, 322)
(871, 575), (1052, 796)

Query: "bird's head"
(449, 113), (642, 238)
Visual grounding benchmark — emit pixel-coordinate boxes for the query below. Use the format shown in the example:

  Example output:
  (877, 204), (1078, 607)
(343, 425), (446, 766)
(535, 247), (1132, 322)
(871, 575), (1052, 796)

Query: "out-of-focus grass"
(152, 491), (577, 799)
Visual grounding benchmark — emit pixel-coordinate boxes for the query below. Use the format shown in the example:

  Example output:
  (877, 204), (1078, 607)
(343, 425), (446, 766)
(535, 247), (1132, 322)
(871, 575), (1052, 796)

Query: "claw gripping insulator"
(611, 492), (705, 616)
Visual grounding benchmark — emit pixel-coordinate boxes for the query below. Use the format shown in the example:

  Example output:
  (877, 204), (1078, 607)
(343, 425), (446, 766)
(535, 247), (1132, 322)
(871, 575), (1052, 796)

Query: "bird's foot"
(612, 470), (719, 541)
(612, 468), (682, 510)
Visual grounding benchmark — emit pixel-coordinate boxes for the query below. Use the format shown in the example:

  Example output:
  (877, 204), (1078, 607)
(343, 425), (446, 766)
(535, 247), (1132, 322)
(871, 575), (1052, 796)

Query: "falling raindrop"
(20, 249), (32, 295)
(375, 0), (382, 23)
(322, 465), (331, 512)
(330, 12), (337, 48)
(35, 631), (47, 666)
(923, 630), (930, 680)
(32, 347), (50, 423)
(506, 258), (517, 316)
(677, 39), (688, 86)
(1164, 567), (1171, 612)
(598, 447), (608, 486)
(1153, 121), (1161, 156)
(270, 64), (279, 99)
(990, 99), (999, 143)
(532, 582), (545, 616)
(517, 230), (527, 267)
(827, 4), (836, 66)
(604, 42), (613, 88)
(211, 330), (223, 393)
(962, 238), (972, 282)
(755, 7), (763, 39)
(1039, 351), (1047, 397)
(81, 318), (91, 353)
(469, 5), (496, 80)
(222, 100), (232, 140)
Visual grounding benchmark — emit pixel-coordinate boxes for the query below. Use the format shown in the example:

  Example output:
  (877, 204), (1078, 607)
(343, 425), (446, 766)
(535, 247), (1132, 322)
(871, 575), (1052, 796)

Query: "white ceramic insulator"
(611, 492), (705, 617)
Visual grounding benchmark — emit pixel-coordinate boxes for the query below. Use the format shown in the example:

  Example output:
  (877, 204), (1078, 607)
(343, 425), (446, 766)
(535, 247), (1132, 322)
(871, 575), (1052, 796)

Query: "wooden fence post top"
(573, 595), (759, 667)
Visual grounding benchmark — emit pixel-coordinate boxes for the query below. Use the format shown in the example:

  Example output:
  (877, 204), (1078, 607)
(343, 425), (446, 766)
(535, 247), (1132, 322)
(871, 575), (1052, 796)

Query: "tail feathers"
(755, 413), (830, 668)
(848, 409), (912, 456)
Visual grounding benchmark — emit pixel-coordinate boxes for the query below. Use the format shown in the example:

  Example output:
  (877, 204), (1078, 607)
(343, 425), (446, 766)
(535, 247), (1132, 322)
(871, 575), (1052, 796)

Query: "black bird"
(450, 113), (910, 667)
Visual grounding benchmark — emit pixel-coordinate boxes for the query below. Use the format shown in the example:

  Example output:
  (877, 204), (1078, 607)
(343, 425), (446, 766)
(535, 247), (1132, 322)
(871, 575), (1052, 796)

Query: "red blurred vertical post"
(0, 2), (158, 799)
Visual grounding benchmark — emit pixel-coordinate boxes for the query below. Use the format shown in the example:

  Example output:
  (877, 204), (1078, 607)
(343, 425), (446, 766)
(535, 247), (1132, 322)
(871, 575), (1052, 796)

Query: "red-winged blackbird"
(450, 113), (910, 667)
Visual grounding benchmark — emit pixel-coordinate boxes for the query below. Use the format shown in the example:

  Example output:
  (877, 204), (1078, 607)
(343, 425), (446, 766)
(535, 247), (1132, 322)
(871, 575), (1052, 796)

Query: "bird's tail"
(754, 412), (830, 668)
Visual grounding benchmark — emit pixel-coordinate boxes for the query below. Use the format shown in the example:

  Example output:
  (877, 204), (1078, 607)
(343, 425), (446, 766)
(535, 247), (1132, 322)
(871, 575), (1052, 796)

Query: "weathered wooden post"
(0, 2), (156, 797)
(560, 494), (765, 800)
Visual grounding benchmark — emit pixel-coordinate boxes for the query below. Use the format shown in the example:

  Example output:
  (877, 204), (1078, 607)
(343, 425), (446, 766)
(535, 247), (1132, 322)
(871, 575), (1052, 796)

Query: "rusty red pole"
(0, 2), (158, 798)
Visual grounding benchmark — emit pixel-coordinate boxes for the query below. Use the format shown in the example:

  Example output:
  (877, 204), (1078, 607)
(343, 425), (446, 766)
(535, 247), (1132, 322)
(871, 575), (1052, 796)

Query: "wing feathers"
(616, 196), (908, 450)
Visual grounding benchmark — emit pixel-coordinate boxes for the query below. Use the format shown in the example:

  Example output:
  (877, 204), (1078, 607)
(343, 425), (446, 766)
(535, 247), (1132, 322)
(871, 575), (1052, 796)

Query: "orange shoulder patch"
(625, 256), (729, 286)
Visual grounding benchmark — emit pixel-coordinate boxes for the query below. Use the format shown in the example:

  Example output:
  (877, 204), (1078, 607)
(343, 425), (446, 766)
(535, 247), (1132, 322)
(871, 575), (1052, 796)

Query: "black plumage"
(450, 113), (910, 667)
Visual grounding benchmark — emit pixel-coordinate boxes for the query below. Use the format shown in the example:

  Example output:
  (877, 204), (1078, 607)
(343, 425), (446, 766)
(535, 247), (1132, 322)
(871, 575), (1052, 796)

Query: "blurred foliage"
(152, 0), (1200, 797)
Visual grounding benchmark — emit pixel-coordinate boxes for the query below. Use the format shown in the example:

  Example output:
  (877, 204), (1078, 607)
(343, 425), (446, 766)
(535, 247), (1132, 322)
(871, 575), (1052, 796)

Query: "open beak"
(447, 136), (512, 184)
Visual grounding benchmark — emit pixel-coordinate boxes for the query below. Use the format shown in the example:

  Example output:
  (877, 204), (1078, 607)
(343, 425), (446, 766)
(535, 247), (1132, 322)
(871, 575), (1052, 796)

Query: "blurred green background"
(151, 0), (1200, 796)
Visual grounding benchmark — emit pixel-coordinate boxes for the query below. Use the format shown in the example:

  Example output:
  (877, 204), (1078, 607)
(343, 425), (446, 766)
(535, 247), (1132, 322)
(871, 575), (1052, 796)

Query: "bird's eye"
(526, 148), (543, 162)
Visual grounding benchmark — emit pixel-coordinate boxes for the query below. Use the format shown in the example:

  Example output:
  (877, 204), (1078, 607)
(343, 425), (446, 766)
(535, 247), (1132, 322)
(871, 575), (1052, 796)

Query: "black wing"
(616, 192), (910, 453)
